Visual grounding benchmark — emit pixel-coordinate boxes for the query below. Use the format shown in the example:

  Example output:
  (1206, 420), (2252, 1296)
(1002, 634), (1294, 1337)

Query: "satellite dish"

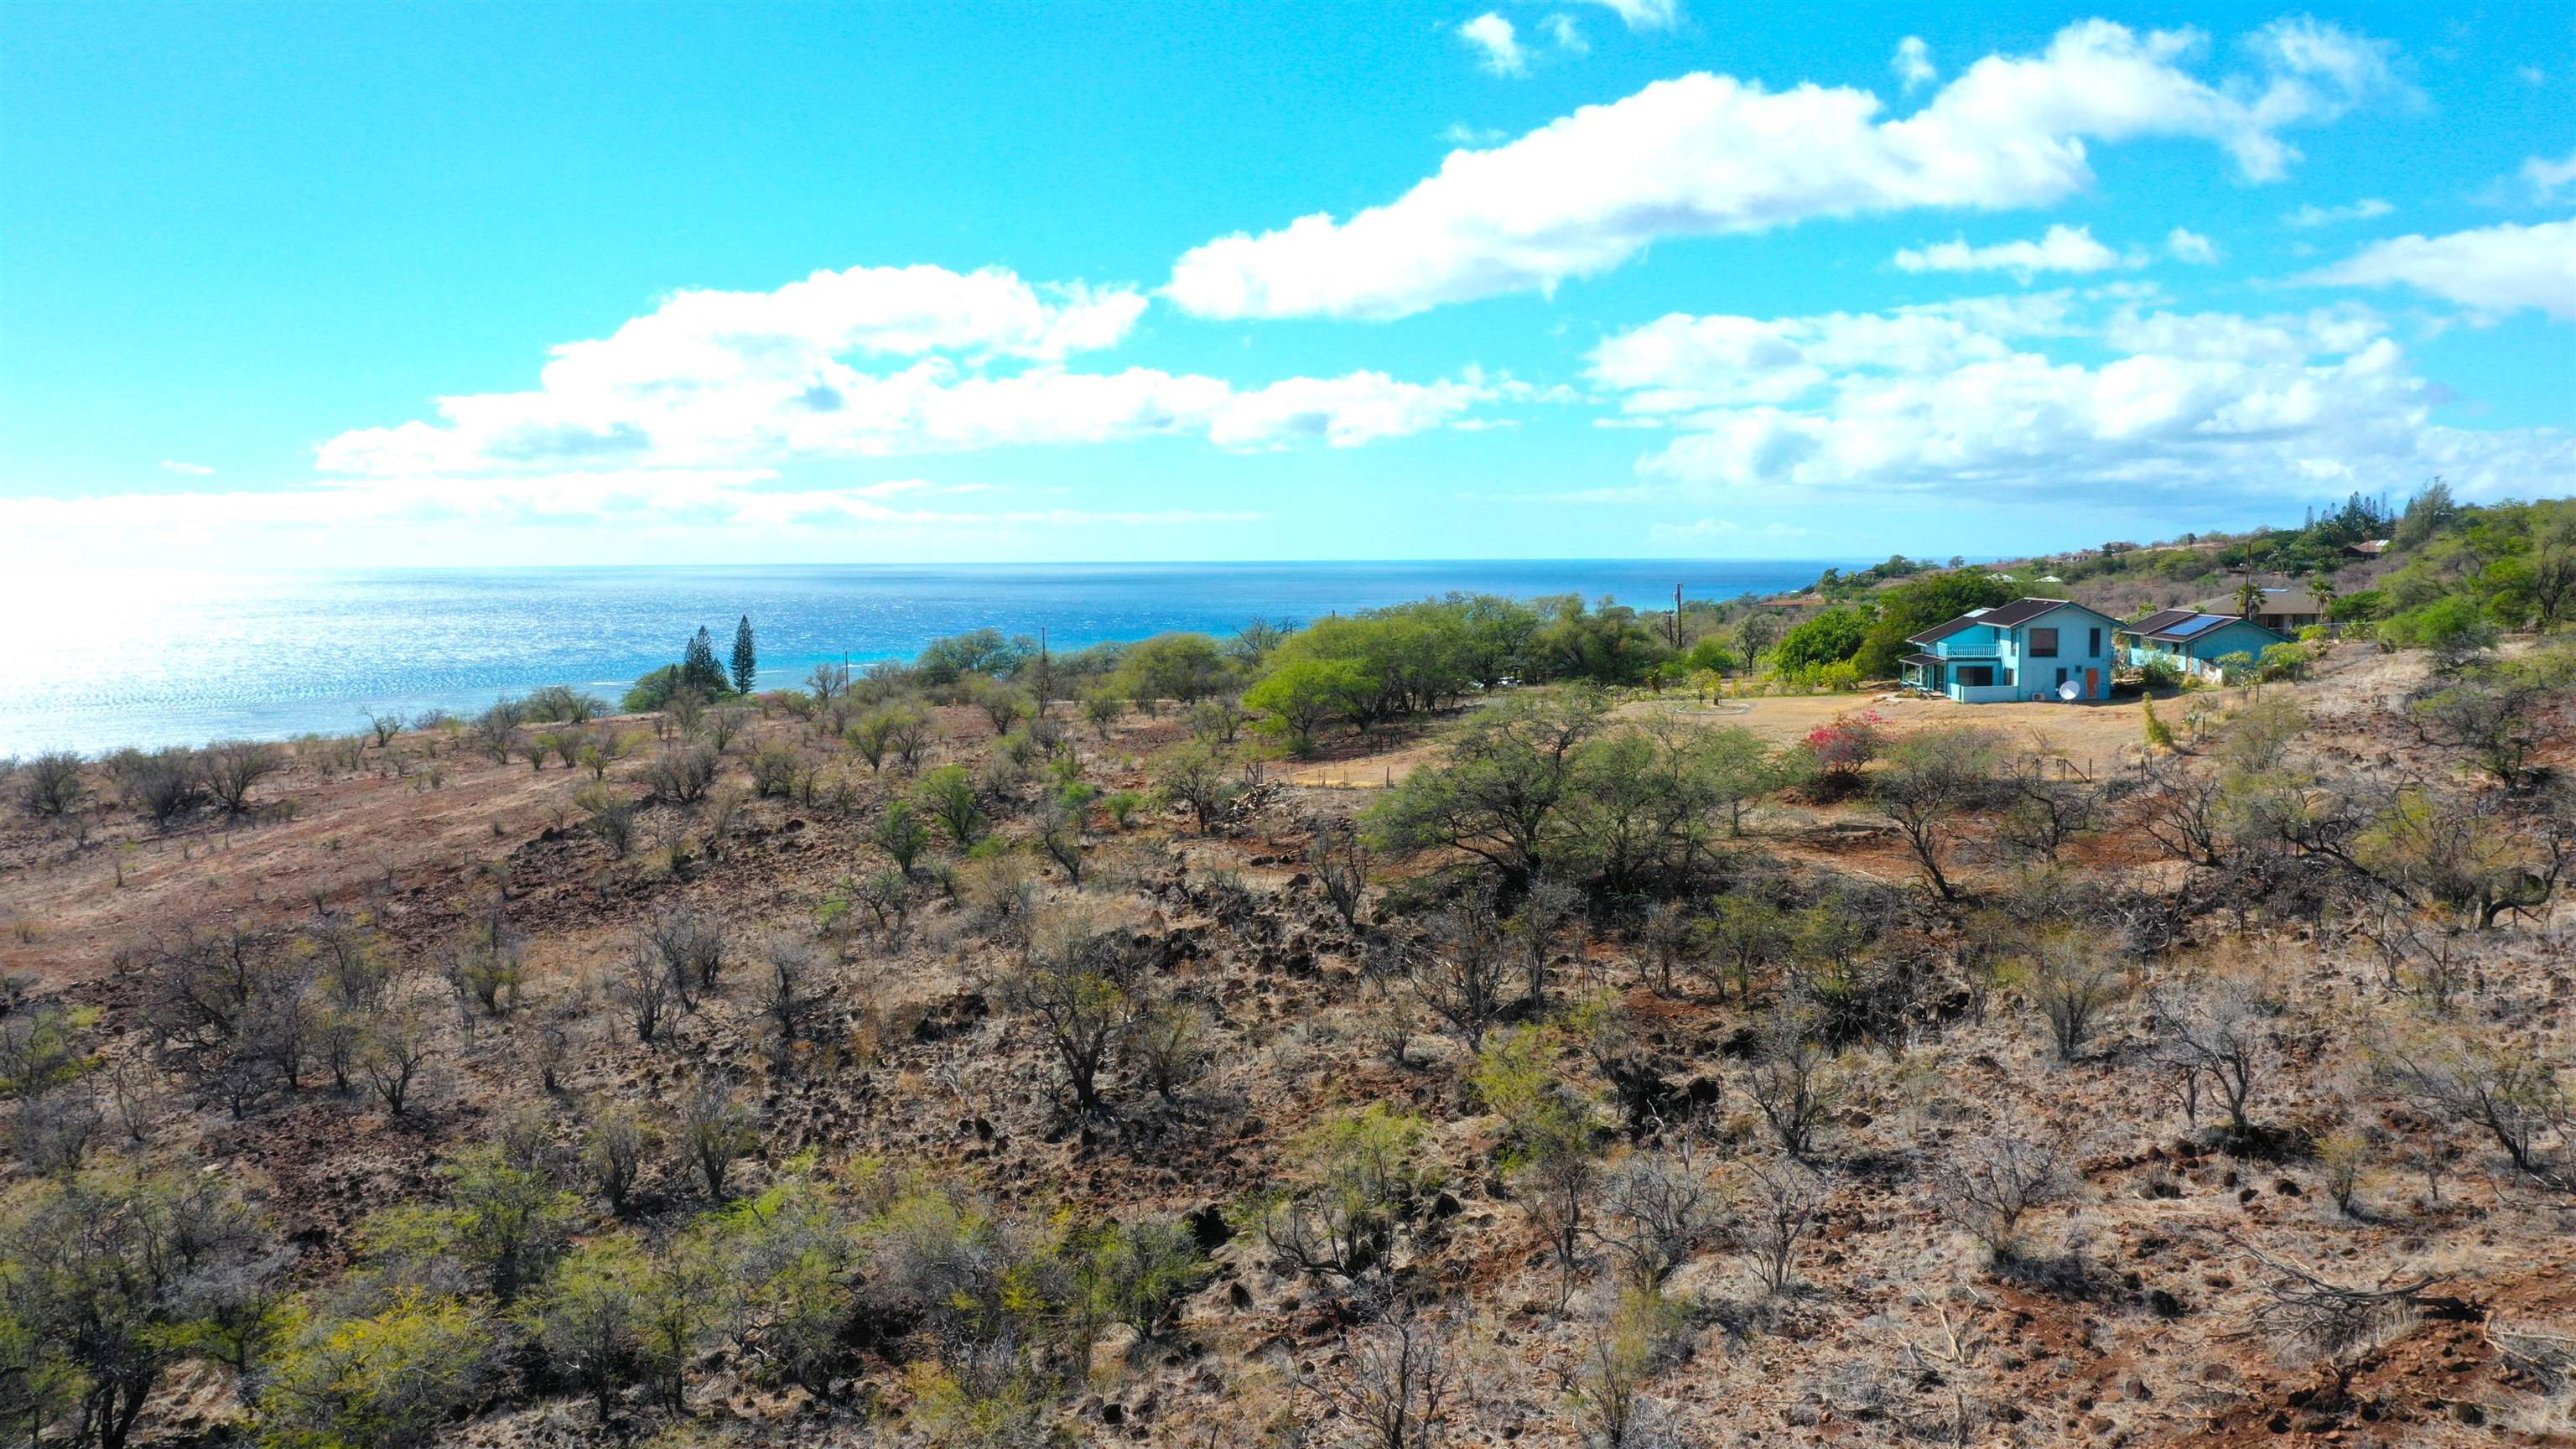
(2057, 680), (2081, 702)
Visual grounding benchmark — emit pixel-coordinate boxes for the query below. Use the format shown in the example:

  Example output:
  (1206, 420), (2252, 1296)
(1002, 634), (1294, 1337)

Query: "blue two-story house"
(2116, 609), (2289, 682)
(1899, 597), (2123, 704)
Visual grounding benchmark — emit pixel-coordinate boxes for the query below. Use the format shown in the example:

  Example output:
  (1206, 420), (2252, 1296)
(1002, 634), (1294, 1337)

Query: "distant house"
(2190, 584), (2324, 633)
(2342, 538), (2391, 560)
(1899, 597), (2122, 704)
(2118, 610), (2290, 682)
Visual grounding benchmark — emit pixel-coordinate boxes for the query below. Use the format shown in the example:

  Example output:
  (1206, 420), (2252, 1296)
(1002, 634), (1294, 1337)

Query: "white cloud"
(1542, 13), (1587, 54)
(2523, 148), (2576, 204)
(1894, 225), (2129, 279)
(1892, 36), (1935, 92)
(2284, 196), (2393, 227)
(2305, 217), (2576, 320)
(1586, 293), (2573, 503)
(1572, 0), (1680, 31)
(158, 460), (215, 475)
(1457, 14), (1528, 77)
(0, 470), (1264, 553)
(1441, 122), (1508, 146)
(311, 262), (1513, 476)
(1167, 18), (2393, 320)
(1647, 517), (1810, 542)
(1591, 293), (2080, 412)
(2165, 226), (2221, 264)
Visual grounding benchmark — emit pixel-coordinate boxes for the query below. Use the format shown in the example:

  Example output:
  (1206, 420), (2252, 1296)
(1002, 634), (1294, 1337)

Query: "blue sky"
(3, 0), (2571, 566)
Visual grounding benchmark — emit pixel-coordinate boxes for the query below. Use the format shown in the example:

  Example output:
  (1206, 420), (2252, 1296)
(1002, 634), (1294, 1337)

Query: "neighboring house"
(2118, 610), (2290, 681)
(1899, 597), (2123, 703)
(2191, 584), (2324, 633)
(2342, 538), (2391, 561)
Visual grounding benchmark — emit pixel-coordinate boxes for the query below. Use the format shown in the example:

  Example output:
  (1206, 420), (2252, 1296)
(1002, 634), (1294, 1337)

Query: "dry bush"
(639, 902), (730, 1004)
(1410, 889), (1511, 1052)
(1589, 1145), (1717, 1293)
(2017, 932), (2127, 1062)
(641, 743), (719, 804)
(1317, 1295), (1462, 1449)
(609, 943), (674, 1043)
(1741, 1000), (1839, 1159)
(2148, 972), (2272, 1140)
(1928, 1125), (2069, 1261)
(19, 750), (85, 817)
(677, 1072), (758, 1199)
(1734, 1160), (1827, 1297)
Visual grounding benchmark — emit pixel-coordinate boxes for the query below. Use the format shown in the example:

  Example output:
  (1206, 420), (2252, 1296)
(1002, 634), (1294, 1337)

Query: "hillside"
(3, 626), (2574, 1449)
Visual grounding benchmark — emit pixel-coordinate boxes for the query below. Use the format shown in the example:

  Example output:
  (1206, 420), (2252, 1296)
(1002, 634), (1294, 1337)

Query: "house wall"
(1995, 603), (2116, 701)
(1920, 603), (2116, 702)
(2122, 619), (2288, 680)
(2184, 619), (2288, 662)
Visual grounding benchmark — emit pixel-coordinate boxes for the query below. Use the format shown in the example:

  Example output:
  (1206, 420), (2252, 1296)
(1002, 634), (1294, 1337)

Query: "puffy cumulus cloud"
(1894, 224), (2130, 278)
(1586, 293), (2574, 502)
(314, 262), (1506, 476)
(1166, 18), (2392, 320)
(1458, 14), (1528, 76)
(2305, 217), (2576, 320)
(2165, 227), (2221, 264)
(1892, 36), (1935, 92)
(1591, 292), (2080, 411)
(2284, 196), (2392, 227)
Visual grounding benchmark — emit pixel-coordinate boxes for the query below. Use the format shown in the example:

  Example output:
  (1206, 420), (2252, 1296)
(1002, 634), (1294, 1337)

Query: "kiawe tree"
(730, 615), (757, 695)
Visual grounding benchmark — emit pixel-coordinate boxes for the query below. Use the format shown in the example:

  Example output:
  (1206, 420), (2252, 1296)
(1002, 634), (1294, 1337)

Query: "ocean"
(0, 560), (1849, 755)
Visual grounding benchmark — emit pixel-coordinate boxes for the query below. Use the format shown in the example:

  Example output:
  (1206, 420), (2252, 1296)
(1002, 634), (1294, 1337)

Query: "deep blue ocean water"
(0, 560), (1849, 755)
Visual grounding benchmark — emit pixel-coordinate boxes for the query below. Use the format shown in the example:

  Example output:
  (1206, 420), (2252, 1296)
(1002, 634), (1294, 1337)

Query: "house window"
(2056, 667), (2070, 688)
(1957, 666), (1995, 687)
(2028, 627), (2059, 657)
(2088, 627), (2102, 656)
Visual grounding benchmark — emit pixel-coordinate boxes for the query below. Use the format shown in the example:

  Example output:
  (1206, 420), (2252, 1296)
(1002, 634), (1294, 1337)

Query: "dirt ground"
(1280, 680), (2251, 791)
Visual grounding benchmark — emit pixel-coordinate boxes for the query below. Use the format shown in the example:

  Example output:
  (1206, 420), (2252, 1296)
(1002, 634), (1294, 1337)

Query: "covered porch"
(1901, 652), (2008, 702)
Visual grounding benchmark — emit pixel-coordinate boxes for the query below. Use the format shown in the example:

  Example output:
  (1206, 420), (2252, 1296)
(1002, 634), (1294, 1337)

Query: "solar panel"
(2168, 614), (2230, 636)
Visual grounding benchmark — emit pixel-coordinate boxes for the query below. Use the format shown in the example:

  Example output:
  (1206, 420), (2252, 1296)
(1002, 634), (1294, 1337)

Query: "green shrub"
(260, 1291), (498, 1449)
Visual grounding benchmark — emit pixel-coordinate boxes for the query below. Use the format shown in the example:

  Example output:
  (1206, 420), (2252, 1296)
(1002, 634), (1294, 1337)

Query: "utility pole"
(1671, 583), (1684, 648)
(1036, 626), (1051, 714)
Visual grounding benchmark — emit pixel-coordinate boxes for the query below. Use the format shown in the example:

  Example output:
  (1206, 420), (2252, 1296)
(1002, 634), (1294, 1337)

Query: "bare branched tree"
(1929, 1126), (2068, 1261)
(1737, 1160), (1828, 1297)
(1318, 1294), (1461, 1449)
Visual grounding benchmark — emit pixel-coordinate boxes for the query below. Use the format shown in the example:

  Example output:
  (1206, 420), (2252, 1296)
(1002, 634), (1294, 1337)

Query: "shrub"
(2142, 699), (2176, 751)
(1800, 710), (1882, 790)
(916, 765), (986, 849)
(1072, 1218), (1213, 1341)
(20, 750), (84, 817)
(748, 742), (802, 797)
(521, 684), (608, 724)
(1929, 1127), (2068, 1260)
(641, 744), (719, 804)
(260, 1291), (498, 1449)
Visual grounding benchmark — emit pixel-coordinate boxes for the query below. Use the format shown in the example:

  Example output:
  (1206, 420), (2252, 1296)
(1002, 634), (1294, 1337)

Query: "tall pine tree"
(730, 615), (758, 694)
(682, 626), (724, 694)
